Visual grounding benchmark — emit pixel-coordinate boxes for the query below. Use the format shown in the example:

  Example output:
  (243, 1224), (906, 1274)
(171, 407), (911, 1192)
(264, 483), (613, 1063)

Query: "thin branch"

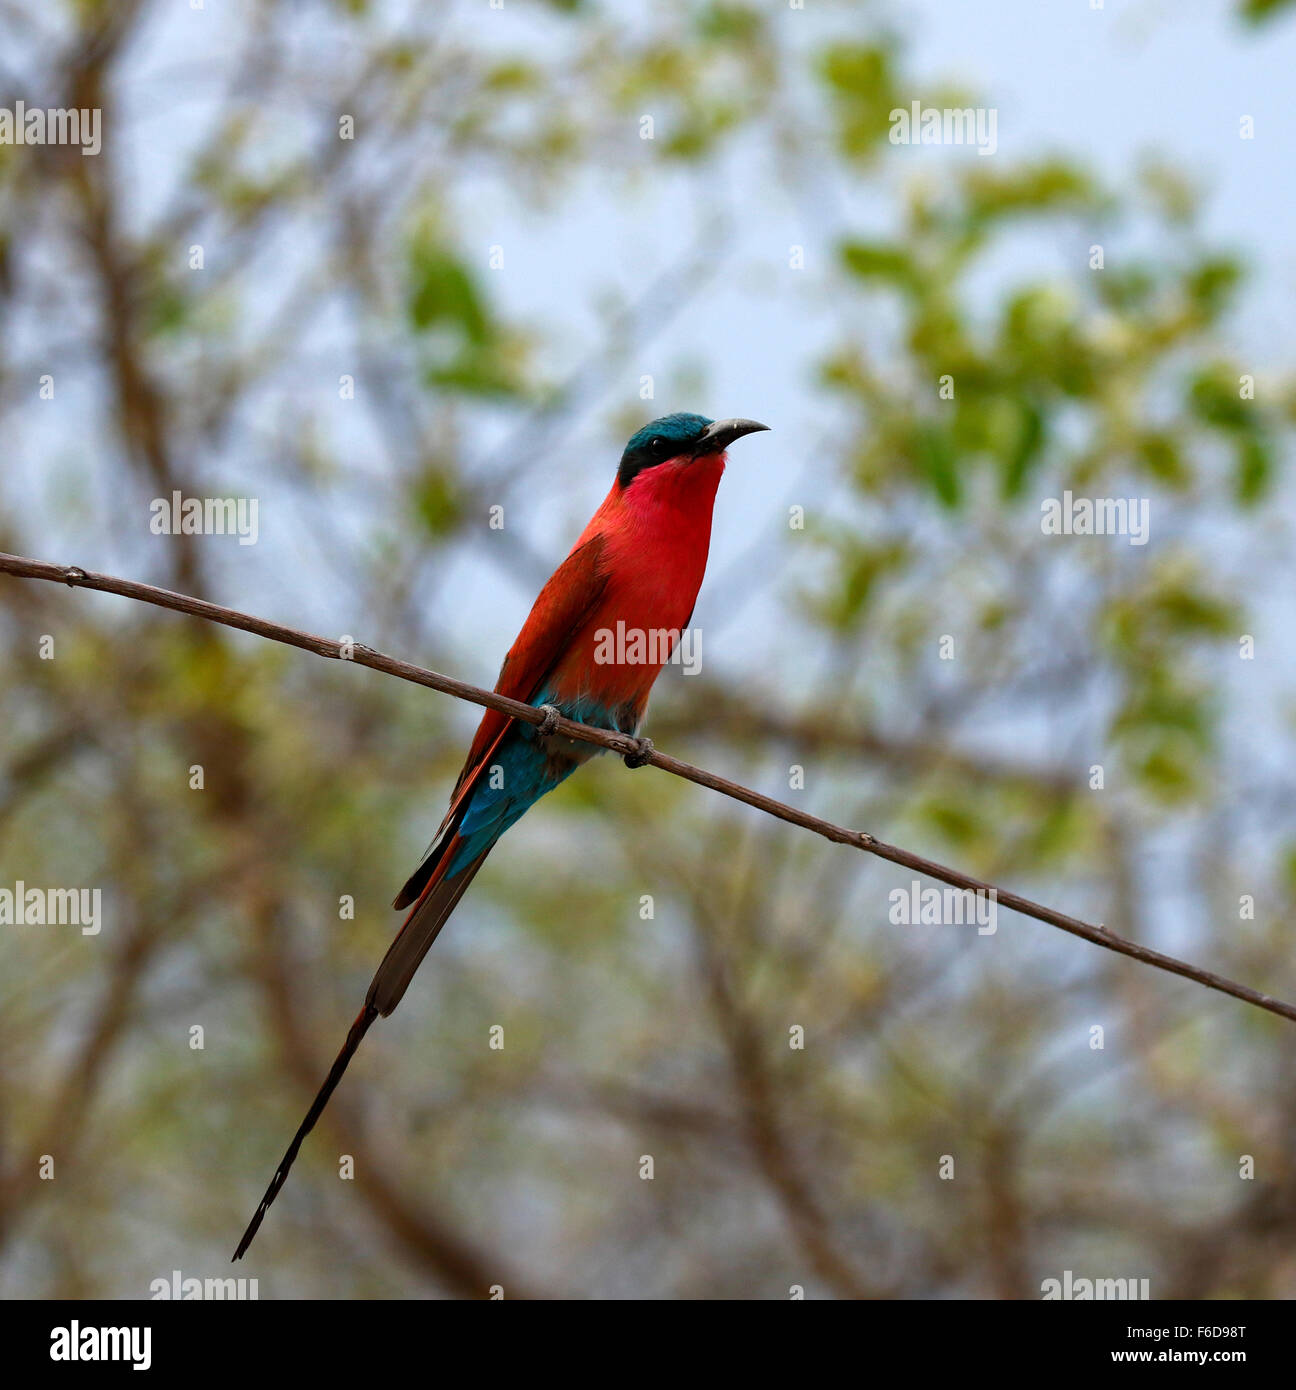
(3, 549), (1295, 1026)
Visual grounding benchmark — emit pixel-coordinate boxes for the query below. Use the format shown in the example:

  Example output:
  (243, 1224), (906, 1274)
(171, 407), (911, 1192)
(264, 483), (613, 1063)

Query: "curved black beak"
(691, 417), (770, 457)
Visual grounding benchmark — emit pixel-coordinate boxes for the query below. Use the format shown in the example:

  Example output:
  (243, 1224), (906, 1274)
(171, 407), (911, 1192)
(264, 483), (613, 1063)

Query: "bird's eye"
(650, 436), (666, 455)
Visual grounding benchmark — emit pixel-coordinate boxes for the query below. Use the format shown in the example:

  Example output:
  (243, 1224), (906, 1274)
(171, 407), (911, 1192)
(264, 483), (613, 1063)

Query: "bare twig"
(2, 549), (1294, 1026)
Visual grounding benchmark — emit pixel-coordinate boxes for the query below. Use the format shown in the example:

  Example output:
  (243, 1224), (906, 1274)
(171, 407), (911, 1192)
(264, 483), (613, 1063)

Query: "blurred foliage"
(815, 144), (1288, 806)
(1238, 0), (1296, 24)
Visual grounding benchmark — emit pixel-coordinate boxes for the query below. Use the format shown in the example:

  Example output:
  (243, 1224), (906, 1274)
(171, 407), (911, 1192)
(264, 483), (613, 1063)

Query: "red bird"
(234, 413), (768, 1257)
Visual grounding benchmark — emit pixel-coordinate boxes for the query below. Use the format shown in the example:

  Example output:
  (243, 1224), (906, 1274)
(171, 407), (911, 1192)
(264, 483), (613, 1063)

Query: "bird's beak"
(691, 417), (770, 457)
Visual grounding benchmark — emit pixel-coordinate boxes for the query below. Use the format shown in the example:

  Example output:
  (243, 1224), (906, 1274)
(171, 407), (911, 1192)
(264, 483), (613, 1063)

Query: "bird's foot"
(535, 704), (562, 738)
(623, 736), (654, 769)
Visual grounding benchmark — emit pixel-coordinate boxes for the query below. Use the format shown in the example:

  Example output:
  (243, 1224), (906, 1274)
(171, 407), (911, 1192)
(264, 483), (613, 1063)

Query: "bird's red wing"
(390, 533), (610, 913)
(449, 531), (609, 797)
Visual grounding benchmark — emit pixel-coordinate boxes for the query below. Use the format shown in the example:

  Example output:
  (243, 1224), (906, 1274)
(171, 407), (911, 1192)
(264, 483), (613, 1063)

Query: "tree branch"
(3, 549), (1294, 1026)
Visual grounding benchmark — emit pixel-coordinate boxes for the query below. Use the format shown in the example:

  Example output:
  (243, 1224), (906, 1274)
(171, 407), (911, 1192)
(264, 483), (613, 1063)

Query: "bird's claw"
(535, 704), (562, 738)
(623, 736), (654, 769)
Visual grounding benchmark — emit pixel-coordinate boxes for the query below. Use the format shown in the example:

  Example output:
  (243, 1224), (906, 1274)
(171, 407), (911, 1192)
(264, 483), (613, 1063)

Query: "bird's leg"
(623, 735), (654, 769)
(535, 704), (562, 738)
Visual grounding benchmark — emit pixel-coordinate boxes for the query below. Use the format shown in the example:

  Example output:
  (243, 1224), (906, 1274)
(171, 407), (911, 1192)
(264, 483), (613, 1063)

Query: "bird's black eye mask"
(617, 413), (714, 488)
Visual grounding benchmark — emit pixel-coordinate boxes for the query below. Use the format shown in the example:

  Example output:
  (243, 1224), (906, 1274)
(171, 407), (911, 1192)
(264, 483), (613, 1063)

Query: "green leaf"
(1185, 256), (1243, 319)
(816, 43), (898, 160)
(1188, 363), (1252, 432)
(412, 467), (463, 537)
(963, 160), (1099, 225)
(408, 241), (490, 344)
(1136, 432), (1191, 489)
(911, 422), (961, 509)
(1234, 435), (1271, 505)
(1000, 399), (1044, 498)
(1238, 0), (1296, 25)
(840, 239), (916, 290)
(694, 3), (764, 43)
(916, 796), (984, 851)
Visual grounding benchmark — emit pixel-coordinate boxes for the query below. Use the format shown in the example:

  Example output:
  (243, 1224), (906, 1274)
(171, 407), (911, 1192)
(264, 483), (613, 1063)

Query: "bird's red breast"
(549, 449), (726, 711)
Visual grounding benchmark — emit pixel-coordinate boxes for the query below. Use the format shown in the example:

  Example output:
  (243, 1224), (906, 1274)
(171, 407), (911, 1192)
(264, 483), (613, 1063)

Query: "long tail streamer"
(232, 1003), (378, 1260)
